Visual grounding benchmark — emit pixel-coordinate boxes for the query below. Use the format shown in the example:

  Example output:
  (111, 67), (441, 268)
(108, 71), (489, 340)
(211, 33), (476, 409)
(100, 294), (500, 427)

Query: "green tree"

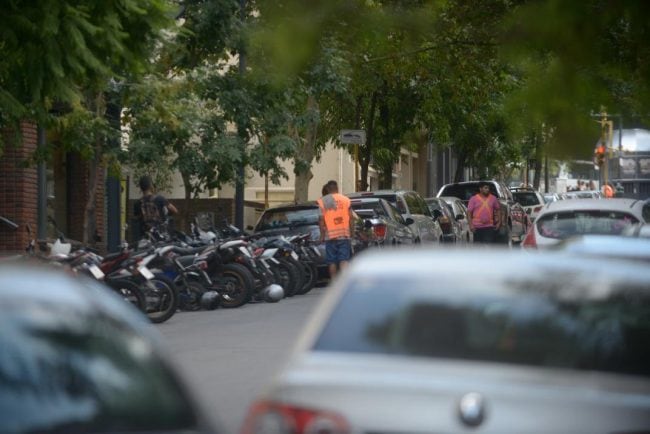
(501, 0), (650, 159)
(0, 1), (171, 245)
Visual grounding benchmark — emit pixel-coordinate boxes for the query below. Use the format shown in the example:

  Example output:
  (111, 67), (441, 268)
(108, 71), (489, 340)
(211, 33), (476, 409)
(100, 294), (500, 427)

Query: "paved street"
(157, 286), (327, 433)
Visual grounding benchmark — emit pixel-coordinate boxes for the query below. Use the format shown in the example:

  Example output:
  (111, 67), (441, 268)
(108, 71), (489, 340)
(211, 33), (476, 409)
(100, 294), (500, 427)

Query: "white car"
(242, 249), (650, 434)
(522, 198), (650, 248)
(511, 188), (546, 222)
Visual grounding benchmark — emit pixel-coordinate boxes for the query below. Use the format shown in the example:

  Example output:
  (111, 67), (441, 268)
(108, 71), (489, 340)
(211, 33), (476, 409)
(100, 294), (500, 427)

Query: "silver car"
(242, 249), (650, 434)
(522, 198), (650, 248)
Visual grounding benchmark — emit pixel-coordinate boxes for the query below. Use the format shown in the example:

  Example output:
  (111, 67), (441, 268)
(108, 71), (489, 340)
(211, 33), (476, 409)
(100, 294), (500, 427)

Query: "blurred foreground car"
(522, 198), (650, 248)
(0, 264), (217, 434)
(242, 249), (650, 434)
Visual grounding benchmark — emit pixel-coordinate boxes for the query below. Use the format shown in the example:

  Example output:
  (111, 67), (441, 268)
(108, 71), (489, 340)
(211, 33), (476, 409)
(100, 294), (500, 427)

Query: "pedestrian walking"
(317, 180), (354, 279)
(133, 175), (178, 238)
(467, 181), (501, 244)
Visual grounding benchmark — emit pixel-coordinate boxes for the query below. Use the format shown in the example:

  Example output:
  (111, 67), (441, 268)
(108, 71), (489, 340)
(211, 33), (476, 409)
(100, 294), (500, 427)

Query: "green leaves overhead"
(0, 0), (172, 125)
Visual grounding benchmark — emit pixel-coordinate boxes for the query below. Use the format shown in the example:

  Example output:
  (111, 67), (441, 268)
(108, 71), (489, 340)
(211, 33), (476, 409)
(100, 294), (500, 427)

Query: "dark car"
(425, 197), (461, 243)
(0, 263), (217, 434)
(439, 196), (473, 243)
(349, 197), (417, 246)
(251, 202), (379, 279)
(437, 180), (529, 245)
(347, 190), (443, 244)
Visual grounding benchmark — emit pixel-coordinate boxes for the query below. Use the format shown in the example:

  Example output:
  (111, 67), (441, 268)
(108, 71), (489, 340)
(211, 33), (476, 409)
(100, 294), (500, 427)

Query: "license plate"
(138, 265), (154, 280)
(290, 251), (299, 260)
(89, 264), (104, 279)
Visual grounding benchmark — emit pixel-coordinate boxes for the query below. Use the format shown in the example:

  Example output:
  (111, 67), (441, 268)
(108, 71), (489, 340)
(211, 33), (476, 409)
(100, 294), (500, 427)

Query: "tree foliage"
(0, 0), (171, 131)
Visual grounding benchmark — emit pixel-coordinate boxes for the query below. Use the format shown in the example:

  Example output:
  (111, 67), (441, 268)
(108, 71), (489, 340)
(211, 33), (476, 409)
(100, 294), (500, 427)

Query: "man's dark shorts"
(325, 238), (352, 264)
(474, 227), (497, 244)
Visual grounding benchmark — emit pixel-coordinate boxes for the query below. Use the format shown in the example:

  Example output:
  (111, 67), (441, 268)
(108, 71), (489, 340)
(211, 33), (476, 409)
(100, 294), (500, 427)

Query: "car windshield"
(313, 276), (650, 378)
(256, 207), (320, 230)
(351, 202), (386, 218)
(513, 192), (542, 206)
(440, 184), (498, 201)
(536, 210), (640, 239)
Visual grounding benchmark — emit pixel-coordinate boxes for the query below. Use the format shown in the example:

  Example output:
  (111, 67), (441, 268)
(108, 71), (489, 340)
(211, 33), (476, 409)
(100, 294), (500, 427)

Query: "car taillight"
(373, 224), (387, 240)
(241, 401), (349, 434)
(522, 226), (537, 248)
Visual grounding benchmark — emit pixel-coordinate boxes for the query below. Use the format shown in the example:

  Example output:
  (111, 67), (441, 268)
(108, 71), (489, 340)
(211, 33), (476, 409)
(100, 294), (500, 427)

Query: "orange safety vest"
(603, 184), (614, 198)
(317, 193), (351, 240)
(470, 194), (496, 227)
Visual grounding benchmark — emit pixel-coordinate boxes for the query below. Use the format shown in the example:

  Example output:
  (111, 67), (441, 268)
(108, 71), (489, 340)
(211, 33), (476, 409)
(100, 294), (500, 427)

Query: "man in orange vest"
(603, 183), (614, 198)
(317, 180), (354, 278)
(467, 181), (501, 244)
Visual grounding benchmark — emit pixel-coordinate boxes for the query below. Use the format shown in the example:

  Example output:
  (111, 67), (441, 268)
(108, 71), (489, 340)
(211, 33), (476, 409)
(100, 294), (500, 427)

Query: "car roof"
(347, 190), (415, 198)
(263, 202), (318, 212)
(335, 248), (649, 287)
(349, 197), (387, 204)
(540, 198), (645, 215)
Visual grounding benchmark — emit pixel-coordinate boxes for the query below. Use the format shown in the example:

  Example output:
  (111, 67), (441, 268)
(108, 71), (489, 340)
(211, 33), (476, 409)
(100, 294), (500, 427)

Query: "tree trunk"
(83, 92), (105, 247)
(359, 91), (378, 192)
(83, 148), (100, 247)
(181, 171), (193, 232)
(454, 148), (467, 182)
(293, 95), (318, 203)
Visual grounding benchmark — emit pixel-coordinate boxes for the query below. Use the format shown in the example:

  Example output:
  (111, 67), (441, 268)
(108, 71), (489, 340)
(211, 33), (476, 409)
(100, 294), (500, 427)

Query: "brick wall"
(0, 122), (38, 254)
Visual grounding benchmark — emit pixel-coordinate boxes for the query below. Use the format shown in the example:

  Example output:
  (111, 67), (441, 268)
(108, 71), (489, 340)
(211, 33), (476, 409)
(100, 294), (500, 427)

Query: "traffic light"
(595, 144), (606, 167)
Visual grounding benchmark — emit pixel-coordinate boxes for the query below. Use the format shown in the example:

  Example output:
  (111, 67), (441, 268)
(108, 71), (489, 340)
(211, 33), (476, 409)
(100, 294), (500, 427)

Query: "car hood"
(268, 352), (650, 433)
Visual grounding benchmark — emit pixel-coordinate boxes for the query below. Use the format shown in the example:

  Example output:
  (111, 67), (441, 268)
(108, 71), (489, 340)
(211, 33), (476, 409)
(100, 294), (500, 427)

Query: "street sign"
(340, 129), (366, 144)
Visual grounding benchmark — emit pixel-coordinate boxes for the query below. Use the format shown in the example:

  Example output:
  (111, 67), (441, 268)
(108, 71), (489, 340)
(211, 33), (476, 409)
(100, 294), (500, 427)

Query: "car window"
(404, 193), (425, 215)
(387, 203), (405, 223)
(351, 202), (386, 218)
(643, 201), (650, 222)
(0, 305), (199, 433)
(439, 185), (477, 201)
(394, 197), (407, 214)
(513, 192), (543, 207)
(313, 276), (650, 378)
(257, 207), (320, 230)
(440, 183), (500, 201)
(536, 211), (640, 239)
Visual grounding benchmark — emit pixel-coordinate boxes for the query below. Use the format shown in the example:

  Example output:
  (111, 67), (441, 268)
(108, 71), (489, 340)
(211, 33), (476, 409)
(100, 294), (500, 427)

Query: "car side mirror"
(404, 217), (415, 226)
(455, 214), (464, 221)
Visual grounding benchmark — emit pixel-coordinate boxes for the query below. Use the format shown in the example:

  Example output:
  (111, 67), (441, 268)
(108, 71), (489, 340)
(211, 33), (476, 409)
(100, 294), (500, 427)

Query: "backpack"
(140, 195), (162, 228)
